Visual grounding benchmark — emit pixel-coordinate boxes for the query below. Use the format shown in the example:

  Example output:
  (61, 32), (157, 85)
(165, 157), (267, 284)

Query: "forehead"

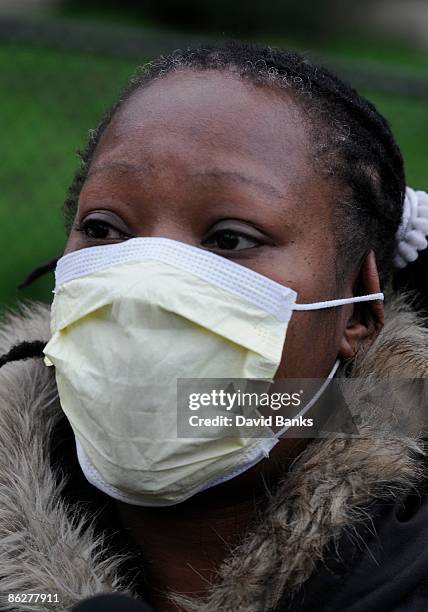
(91, 69), (314, 189)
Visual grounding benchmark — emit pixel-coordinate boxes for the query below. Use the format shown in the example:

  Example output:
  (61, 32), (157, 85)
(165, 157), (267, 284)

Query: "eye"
(74, 217), (131, 241)
(202, 226), (264, 252)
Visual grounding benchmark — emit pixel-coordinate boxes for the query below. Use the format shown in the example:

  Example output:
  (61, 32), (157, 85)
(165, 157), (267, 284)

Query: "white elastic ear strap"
(293, 292), (384, 311)
(275, 358), (340, 439)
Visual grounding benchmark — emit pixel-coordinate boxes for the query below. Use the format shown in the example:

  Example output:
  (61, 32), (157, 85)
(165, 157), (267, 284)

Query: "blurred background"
(1, 0), (427, 310)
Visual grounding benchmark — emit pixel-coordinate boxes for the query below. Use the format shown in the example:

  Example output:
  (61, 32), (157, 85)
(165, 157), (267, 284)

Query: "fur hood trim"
(0, 295), (427, 611)
(0, 302), (137, 611)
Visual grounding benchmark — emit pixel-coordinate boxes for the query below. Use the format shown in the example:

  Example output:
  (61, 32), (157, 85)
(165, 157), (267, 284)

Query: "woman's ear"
(338, 250), (384, 360)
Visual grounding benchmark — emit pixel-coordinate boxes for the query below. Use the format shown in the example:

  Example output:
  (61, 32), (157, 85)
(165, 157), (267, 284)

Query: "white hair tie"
(394, 186), (428, 269)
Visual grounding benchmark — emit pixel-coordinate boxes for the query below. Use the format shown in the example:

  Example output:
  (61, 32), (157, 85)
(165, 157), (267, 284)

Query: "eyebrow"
(88, 162), (285, 201)
(191, 170), (285, 200)
(87, 161), (146, 178)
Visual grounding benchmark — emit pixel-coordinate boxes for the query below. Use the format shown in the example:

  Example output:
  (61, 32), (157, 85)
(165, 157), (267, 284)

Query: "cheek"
(275, 308), (341, 378)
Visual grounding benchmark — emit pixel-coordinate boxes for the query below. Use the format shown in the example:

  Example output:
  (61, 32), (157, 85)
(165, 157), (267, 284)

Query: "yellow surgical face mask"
(43, 237), (383, 506)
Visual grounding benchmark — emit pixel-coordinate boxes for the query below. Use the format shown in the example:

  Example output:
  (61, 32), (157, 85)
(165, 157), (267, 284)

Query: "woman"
(0, 41), (428, 611)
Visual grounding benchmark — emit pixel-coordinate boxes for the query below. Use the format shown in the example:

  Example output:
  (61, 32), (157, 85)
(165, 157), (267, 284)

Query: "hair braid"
(0, 340), (46, 370)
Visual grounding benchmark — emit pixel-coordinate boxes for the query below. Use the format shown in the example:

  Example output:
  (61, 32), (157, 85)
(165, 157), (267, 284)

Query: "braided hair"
(0, 340), (46, 368)
(3, 41), (427, 370)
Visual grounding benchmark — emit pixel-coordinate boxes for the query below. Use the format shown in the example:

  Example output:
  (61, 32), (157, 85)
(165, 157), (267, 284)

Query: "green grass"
(1, 40), (427, 311)
(367, 92), (428, 188)
(0, 43), (136, 310)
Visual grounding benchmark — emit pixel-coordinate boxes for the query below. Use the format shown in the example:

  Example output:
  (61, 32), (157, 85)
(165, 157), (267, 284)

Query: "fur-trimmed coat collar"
(0, 295), (427, 611)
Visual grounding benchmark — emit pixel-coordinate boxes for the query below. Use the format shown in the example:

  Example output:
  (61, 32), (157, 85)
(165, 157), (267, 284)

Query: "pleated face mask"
(43, 237), (384, 506)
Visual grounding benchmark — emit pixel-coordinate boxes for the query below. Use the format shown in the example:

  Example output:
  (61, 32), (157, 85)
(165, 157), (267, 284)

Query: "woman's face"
(64, 69), (369, 379)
